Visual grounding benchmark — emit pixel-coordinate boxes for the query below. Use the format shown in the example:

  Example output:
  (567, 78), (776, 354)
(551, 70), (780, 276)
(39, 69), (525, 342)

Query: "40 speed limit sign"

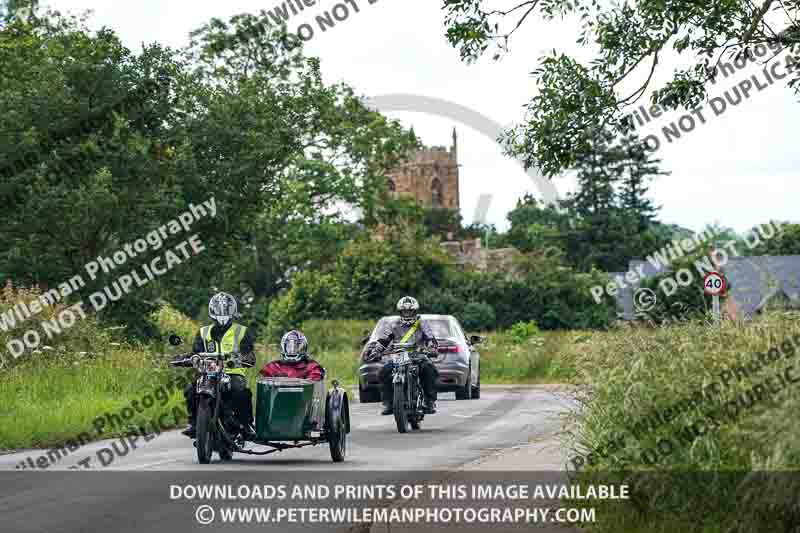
(703, 272), (726, 296)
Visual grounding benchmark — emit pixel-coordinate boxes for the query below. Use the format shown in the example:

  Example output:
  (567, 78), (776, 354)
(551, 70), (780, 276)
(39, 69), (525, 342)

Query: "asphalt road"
(0, 387), (576, 533)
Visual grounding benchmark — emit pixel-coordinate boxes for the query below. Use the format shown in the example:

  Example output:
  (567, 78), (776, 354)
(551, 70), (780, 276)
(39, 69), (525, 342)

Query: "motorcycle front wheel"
(393, 382), (408, 433)
(196, 397), (214, 464)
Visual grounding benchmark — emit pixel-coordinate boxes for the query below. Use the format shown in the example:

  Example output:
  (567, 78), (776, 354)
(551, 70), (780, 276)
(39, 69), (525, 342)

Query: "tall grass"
(0, 285), (190, 451)
(560, 312), (800, 533)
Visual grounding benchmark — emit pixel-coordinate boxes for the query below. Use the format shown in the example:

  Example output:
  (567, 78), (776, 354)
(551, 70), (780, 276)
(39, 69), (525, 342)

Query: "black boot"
(423, 398), (437, 414)
(381, 402), (393, 415)
(241, 424), (257, 441)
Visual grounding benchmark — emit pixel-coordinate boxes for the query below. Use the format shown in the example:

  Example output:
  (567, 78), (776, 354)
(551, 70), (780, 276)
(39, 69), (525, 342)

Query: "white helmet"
(208, 292), (237, 327)
(280, 330), (308, 363)
(396, 296), (420, 326)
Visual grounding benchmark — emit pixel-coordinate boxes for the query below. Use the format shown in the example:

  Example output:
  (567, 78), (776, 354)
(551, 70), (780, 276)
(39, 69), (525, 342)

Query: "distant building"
(610, 259), (672, 320)
(386, 128), (460, 211)
(721, 256), (800, 320)
(439, 237), (522, 273)
(610, 255), (800, 322)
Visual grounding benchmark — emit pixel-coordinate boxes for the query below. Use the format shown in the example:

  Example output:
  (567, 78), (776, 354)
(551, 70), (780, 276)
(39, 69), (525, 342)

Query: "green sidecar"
(245, 377), (350, 462)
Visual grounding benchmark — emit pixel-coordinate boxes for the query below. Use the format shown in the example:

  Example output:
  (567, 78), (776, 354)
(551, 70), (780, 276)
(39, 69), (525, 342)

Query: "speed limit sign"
(703, 272), (726, 296)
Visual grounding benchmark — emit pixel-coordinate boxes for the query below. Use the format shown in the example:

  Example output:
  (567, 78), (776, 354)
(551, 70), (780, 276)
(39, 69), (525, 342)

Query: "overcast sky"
(48, 0), (800, 234)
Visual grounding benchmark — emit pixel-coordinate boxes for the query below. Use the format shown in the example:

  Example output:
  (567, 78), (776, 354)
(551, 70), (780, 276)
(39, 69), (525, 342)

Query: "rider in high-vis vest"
(180, 292), (257, 440)
(371, 296), (439, 416)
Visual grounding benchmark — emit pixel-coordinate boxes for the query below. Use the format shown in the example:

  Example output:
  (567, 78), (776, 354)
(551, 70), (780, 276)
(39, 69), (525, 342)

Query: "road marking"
(124, 458), (182, 470)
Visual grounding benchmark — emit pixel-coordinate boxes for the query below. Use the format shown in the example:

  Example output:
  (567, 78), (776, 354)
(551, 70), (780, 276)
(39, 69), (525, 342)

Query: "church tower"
(385, 128), (460, 211)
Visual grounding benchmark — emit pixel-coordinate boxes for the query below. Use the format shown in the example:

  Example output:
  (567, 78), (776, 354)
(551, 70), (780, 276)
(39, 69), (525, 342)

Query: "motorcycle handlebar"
(169, 351), (252, 367)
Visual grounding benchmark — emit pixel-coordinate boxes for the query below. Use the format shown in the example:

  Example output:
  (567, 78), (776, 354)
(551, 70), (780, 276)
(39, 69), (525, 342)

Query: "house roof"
(721, 256), (800, 316)
(629, 259), (670, 277)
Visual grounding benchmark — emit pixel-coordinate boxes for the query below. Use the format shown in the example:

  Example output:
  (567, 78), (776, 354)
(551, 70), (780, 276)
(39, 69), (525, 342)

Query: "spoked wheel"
(328, 414), (347, 462)
(196, 397), (214, 464)
(218, 431), (234, 461)
(393, 382), (408, 433)
(410, 388), (423, 430)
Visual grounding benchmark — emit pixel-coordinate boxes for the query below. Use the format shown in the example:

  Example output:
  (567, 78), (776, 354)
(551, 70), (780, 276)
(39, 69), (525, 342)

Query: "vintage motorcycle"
(168, 335), (349, 464)
(382, 340), (433, 433)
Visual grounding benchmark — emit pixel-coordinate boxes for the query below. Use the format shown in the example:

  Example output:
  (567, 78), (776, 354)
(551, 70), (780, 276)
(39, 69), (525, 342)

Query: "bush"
(264, 271), (344, 343)
(0, 281), (114, 369)
(150, 303), (198, 346)
(460, 301), (496, 332)
(425, 288), (466, 316)
(509, 320), (540, 344)
(335, 236), (449, 319)
(444, 260), (613, 331)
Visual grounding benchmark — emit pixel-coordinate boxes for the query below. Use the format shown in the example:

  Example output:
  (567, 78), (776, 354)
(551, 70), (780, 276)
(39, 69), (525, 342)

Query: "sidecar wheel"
(328, 415), (347, 463)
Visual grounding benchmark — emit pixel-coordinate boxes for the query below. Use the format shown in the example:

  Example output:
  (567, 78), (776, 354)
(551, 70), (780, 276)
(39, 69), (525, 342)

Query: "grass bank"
(0, 285), (191, 451)
(560, 311), (800, 533)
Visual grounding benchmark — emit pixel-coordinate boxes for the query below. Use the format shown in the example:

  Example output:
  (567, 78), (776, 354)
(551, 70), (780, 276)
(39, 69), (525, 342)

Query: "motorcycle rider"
(179, 292), (257, 440)
(370, 296), (439, 415)
(260, 330), (325, 381)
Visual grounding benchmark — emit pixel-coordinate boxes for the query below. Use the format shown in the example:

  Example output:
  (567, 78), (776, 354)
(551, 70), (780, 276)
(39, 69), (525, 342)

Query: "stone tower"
(385, 128), (460, 210)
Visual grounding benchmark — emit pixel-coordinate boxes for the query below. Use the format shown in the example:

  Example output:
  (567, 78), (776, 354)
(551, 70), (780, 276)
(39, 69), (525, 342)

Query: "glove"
(169, 353), (193, 367)
(367, 343), (385, 362)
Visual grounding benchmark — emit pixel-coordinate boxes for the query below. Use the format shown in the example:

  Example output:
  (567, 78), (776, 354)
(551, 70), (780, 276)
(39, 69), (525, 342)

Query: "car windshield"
(370, 317), (454, 341)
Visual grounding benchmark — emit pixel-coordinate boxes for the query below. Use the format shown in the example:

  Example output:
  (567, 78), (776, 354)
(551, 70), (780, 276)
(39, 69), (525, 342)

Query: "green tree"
(443, 0), (800, 176)
(504, 194), (571, 254)
(183, 13), (418, 303)
(335, 235), (449, 319)
(747, 223), (800, 255)
(0, 9), (418, 338)
(264, 271), (344, 342)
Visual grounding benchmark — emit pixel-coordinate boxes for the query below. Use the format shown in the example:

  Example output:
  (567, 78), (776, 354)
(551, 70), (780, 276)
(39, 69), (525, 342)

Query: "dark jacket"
(191, 322), (257, 367)
(372, 318), (438, 357)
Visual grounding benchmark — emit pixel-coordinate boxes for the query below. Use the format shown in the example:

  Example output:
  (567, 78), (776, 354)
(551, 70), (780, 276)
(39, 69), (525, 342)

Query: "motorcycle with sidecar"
(168, 335), (349, 464)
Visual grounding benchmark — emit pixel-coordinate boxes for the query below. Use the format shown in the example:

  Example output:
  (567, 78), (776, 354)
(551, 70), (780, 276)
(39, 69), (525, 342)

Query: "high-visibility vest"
(200, 322), (248, 377)
(399, 320), (420, 343)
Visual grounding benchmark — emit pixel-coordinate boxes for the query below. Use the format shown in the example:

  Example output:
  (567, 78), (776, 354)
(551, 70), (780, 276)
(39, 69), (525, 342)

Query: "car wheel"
(359, 385), (381, 403)
(455, 368), (472, 400)
(471, 368), (480, 399)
